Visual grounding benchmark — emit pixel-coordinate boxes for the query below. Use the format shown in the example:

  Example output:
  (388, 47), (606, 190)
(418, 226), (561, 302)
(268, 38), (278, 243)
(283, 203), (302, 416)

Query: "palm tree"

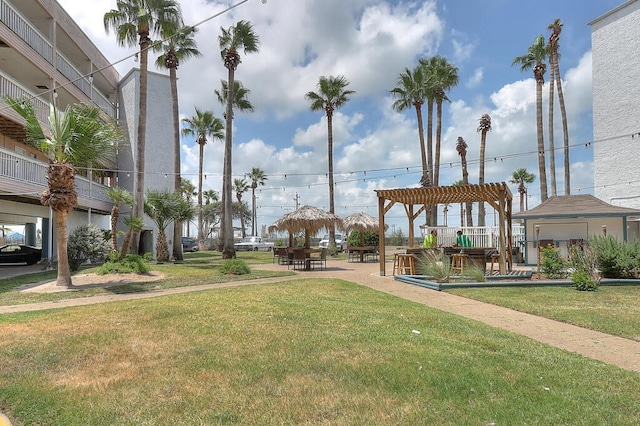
(422, 55), (459, 188)
(203, 189), (219, 205)
(214, 80), (254, 117)
(8, 98), (119, 287)
(456, 136), (473, 227)
(305, 75), (355, 249)
(144, 190), (195, 262)
(513, 34), (549, 202)
(181, 108), (224, 251)
(510, 168), (536, 212)
(476, 113), (492, 227)
(390, 65), (429, 186)
(154, 23), (200, 261)
(106, 186), (134, 253)
(104, 0), (182, 255)
(246, 167), (267, 236)
(233, 178), (250, 237)
(180, 177), (196, 236)
(548, 18), (571, 195)
(547, 27), (558, 198)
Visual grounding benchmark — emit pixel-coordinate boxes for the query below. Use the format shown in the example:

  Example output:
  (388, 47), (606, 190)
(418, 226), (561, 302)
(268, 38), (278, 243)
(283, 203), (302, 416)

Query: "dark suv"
(182, 237), (198, 252)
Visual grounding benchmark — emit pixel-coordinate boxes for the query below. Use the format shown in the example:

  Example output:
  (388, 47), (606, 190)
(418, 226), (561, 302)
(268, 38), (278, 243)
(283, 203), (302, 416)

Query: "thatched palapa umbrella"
(340, 211), (387, 246)
(269, 205), (342, 248)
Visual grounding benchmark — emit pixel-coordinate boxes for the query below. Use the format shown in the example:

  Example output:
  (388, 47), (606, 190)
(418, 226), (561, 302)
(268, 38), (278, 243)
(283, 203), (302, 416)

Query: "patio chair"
(274, 247), (289, 265)
(308, 247), (327, 270)
(291, 248), (307, 271)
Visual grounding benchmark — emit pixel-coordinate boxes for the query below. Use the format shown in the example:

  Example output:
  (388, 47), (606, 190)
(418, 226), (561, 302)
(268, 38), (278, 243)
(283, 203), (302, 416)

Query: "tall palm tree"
(203, 189), (219, 205)
(233, 178), (250, 237)
(548, 18), (571, 195)
(456, 136), (473, 227)
(181, 108), (224, 251)
(513, 34), (549, 202)
(246, 167), (267, 236)
(180, 177), (196, 236)
(305, 75), (355, 249)
(214, 80), (254, 116)
(154, 23), (200, 261)
(547, 27), (558, 198)
(476, 113), (492, 227)
(144, 190), (195, 262)
(510, 168), (536, 212)
(104, 0), (182, 255)
(106, 186), (134, 253)
(8, 98), (119, 287)
(219, 20), (259, 259)
(390, 65), (429, 186)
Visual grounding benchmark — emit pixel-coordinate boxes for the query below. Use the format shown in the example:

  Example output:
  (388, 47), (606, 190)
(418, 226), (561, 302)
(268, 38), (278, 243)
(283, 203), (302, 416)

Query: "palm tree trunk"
(197, 142), (205, 251)
(55, 210), (73, 287)
(251, 187), (257, 236)
(434, 100), (443, 187)
(328, 112), (336, 246)
(110, 204), (119, 252)
(426, 99), (434, 226)
(478, 132), (486, 226)
(238, 195), (246, 238)
(548, 57), (557, 197)
(519, 183), (526, 212)
(415, 104), (427, 183)
(555, 60), (570, 195)
(222, 66), (236, 258)
(131, 37), (150, 256)
(170, 66), (183, 261)
(536, 80), (548, 202)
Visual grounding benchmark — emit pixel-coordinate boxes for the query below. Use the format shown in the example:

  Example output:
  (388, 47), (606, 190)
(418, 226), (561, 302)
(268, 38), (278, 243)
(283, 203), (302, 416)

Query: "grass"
(1, 279), (640, 425)
(448, 285), (640, 341)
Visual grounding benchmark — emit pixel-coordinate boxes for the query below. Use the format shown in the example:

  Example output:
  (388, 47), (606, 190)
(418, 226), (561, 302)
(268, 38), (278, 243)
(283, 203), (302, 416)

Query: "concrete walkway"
(1, 259), (639, 374)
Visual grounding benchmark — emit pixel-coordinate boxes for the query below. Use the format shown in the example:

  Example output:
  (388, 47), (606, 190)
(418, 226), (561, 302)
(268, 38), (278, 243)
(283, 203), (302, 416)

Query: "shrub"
(98, 253), (150, 274)
(540, 245), (567, 279)
(416, 251), (450, 283)
(275, 239), (285, 247)
(67, 224), (111, 271)
(569, 244), (600, 291)
(347, 231), (379, 247)
(219, 259), (250, 275)
(589, 235), (640, 279)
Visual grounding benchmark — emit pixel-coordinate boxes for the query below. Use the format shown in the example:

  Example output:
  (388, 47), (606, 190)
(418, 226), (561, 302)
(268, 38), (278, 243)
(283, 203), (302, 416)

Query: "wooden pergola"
(375, 182), (513, 276)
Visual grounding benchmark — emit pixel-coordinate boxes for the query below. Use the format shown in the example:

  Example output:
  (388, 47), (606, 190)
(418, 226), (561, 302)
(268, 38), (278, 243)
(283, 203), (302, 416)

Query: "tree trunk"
(478, 132), (487, 226)
(131, 37), (149, 256)
(548, 55), (557, 197)
(251, 186), (257, 236)
(110, 204), (119, 252)
(55, 210), (73, 287)
(328, 111), (336, 248)
(197, 142), (205, 251)
(536, 80), (548, 202)
(222, 66), (236, 259)
(415, 103), (427, 185)
(156, 230), (169, 262)
(555, 57), (570, 195)
(170, 66), (183, 261)
(425, 99), (434, 226)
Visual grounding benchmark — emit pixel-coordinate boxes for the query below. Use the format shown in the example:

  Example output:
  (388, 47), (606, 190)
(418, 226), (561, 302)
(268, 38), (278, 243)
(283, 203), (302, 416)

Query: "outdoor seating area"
(392, 246), (511, 276)
(347, 246), (379, 263)
(275, 247), (328, 271)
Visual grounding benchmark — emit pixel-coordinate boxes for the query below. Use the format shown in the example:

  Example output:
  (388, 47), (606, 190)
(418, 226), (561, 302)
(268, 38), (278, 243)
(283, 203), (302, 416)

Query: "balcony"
(0, 147), (114, 214)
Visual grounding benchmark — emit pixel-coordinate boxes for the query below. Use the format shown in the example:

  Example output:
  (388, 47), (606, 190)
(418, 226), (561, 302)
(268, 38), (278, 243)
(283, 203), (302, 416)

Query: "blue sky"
(60, 0), (625, 235)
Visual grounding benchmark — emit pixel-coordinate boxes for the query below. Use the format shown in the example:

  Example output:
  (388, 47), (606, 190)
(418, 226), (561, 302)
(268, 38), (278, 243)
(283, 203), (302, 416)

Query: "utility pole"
(293, 192), (300, 210)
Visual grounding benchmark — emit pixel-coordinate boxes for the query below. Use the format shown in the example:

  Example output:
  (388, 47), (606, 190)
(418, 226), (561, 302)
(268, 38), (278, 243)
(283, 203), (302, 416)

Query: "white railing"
(0, 70), (49, 124)
(0, 148), (113, 204)
(423, 225), (525, 248)
(1, 0), (116, 118)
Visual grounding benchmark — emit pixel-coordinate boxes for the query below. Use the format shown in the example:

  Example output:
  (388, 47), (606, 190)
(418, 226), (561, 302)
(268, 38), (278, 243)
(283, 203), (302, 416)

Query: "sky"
(58, 0), (625, 237)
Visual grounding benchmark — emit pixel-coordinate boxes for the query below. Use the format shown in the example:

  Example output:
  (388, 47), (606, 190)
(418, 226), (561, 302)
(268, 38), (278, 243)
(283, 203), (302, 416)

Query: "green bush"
(98, 253), (150, 274)
(569, 244), (599, 291)
(347, 231), (379, 247)
(67, 224), (111, 271)
(572, 270), (598, 291)
(590, 235), (640, 279)
(540, 245), (567, 279)
(219, 259), (250, 275)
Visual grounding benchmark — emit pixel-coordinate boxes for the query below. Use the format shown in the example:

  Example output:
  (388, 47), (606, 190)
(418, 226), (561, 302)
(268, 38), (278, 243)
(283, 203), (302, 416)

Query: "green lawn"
(448, 285), (640, 341)
(1, 279), (639, 425)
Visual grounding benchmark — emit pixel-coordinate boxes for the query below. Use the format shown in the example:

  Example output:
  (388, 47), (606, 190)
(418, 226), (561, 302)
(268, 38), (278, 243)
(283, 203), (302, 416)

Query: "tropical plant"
(390, 65), (429, 188)
(509, 168), (536, 212)
(104, 0), (182, 256)
(67, 224), (111, 271)
(7, 98), (119, 287)
(305, 75), (355, 249)
(119, 215), (144, 261)
(233, 178), (250, 238)
(548, 18), (571, 195)
(203, 189), (218, 205)
(476, 113), (492, 226)
(106, 186), (134, 253)
(246, 167), (267, 236)
(179, 177), (196, 237)
(540, 245), (567, 279)
(219, 20), (260, 259)
(144, 190), (196, 262)
(513, 34), (549, 202)
(214, 80), (254, 117)
(415, 251), (451, 283)
(589, 235), (640, 279)
(456, 137), (473, 226)
(154, 23), (200, 261)
(181, 107), (224, 251)
(569, 243), (600, 291)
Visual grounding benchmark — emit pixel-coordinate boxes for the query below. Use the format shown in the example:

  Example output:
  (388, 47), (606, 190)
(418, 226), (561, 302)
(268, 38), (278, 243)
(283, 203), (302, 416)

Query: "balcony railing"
(0, 69), (49, 123)
(0, 148), (113, 205)
(0, 0), (116, 118)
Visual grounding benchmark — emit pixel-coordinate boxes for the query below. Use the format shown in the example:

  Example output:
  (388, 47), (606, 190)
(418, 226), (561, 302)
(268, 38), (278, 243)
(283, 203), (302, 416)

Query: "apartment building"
(0, 0), (175, 259)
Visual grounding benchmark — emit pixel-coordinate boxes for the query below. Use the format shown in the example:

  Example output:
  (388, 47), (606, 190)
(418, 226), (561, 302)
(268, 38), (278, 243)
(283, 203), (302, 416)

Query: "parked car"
(318, 233), (346, 252)
(182, 237), (198, 252)
(0, 244), (42, 265)
(234, 236), (275, 251)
